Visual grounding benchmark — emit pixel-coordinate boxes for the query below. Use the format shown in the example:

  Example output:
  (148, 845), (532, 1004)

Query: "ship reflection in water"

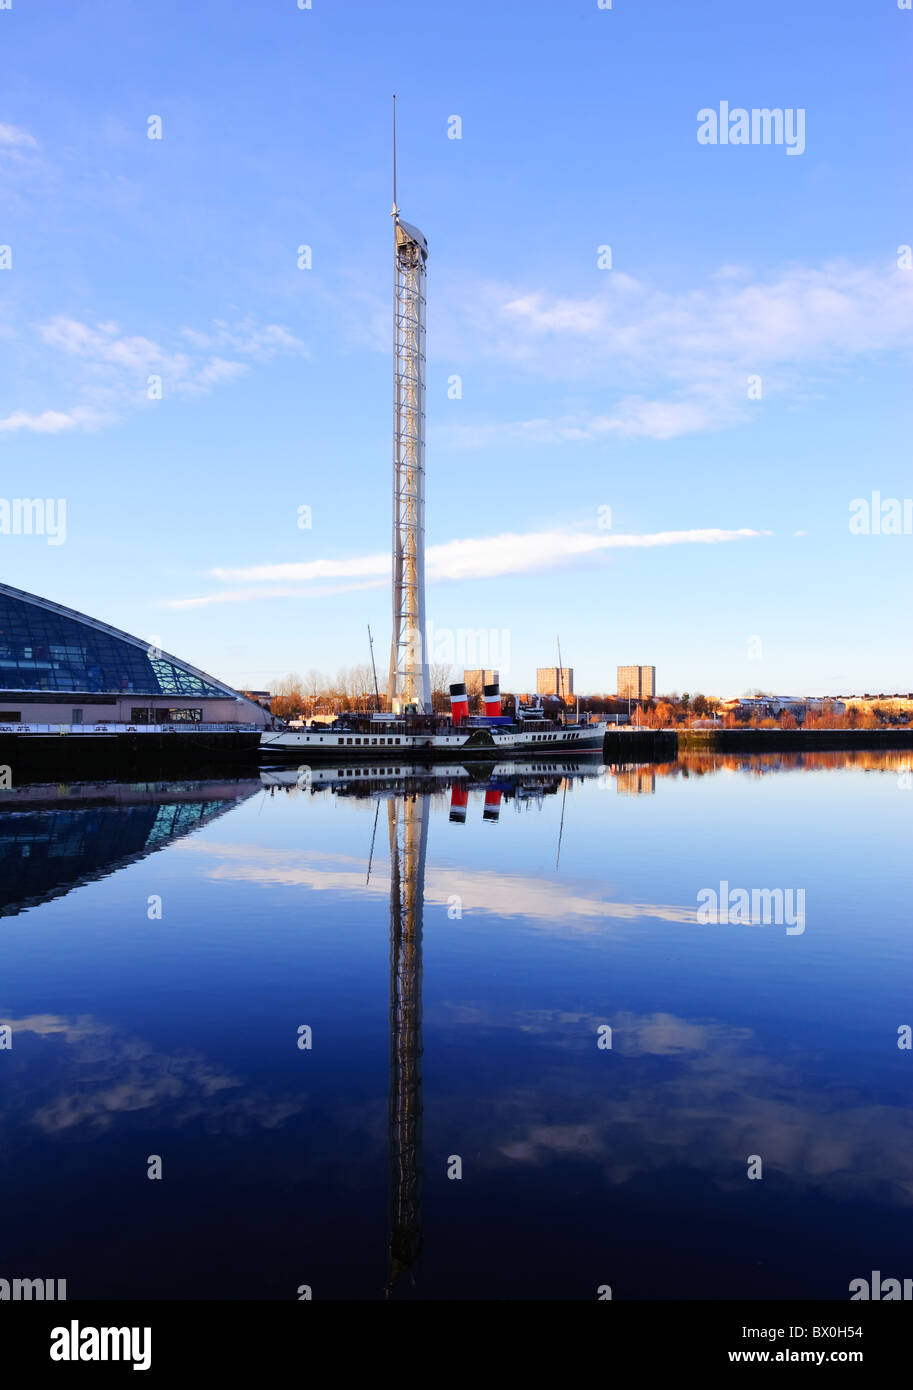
(1, 752), (912, 1299)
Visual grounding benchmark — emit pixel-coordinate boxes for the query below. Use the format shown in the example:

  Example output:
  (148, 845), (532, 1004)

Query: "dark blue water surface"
(1, 751), (911, 1300)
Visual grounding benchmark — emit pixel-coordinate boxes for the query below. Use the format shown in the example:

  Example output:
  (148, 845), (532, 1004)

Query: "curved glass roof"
(0, 582), (239, 698)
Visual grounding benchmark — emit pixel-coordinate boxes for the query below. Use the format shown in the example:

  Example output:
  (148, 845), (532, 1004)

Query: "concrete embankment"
(675, 728), (913, 754)
(603, 729), (678, 761)
(0, 729), (261, 779)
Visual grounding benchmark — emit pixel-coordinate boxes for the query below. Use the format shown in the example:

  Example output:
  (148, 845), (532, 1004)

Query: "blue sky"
(1, 0), (910, 697)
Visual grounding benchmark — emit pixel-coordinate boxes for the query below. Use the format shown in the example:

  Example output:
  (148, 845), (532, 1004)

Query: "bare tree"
(303, 668), (324, 712)
(430, 660), (452, 694)
(270, 673), (304, 721)
(349, 662), (374, 712)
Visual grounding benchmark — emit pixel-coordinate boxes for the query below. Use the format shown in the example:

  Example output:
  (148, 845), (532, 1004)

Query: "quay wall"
(603, 730), (678, 761)
(0, 730), (261, 780)
(675, 728), (913, 754)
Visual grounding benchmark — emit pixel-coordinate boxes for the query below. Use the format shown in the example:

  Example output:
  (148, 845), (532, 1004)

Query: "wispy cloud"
(181, 319), (308, 362)
(163, 524), (769, 608)
(435, 260), (913, 442)
(0, 123), (43, 188)
(425, 526), (767, 579)
(165, 580), (386, 611)
(0, 123), (39, 150)
(440, 399), (720, 447)
(0, 405), (110, 434)
(40, 317), (175, 373)
(467, 261), (913, 371)
(211, 554), (389, 584)
(0, 315), (308, 433)
(40, 313), (307, 390)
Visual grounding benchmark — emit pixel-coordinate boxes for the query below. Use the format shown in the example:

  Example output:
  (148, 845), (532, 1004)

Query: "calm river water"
(1, 750), (910, 1299)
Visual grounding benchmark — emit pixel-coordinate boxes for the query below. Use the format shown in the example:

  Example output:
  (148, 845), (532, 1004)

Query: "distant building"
(841, 695), (913, 714)
(618, 665), (656, 700)
(719, 696), (846, 720)
(536, 667), (574, 698)
(463, 669), (499, 698)
(241, 690), (272, 709)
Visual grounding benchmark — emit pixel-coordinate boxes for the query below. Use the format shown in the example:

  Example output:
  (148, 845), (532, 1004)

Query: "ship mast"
(388, 96), (432, 715)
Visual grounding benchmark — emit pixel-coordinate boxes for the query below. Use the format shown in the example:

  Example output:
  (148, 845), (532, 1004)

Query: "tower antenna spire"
(392, 93), (398, 217)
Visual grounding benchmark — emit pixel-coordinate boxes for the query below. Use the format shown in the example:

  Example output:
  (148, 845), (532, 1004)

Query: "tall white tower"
(388, 100), (432, 715)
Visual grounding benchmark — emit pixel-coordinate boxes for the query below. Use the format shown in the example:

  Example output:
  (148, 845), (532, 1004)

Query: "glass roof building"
(0, 582), (270, 727)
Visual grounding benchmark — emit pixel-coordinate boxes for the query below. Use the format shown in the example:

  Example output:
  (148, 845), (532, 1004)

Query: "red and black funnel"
(483, 681), (501, 716)
(449, 681), (469, 726)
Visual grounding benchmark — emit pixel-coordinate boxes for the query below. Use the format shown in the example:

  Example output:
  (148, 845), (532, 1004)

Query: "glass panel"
(0, 594), (227, 696)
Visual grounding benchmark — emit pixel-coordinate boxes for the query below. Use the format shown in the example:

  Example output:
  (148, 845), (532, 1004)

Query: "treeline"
(269, 665), (456, 720)
(630, 697), (716, 728)
(267, 678), (912, 729)
(629, 698), (911, 730)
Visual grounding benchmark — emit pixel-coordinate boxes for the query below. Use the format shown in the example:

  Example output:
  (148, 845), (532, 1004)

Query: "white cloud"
(40, 317), (170, 373)
(436, 260), (913, 443)
(180, 318), (308, 361)
(164, 524), (769, 607)
(6, 314), (308, 428)
(164, 580), (386, 611)
(441, 398), (721, 447)
(0, 123), (39, 149)
(211, 553), (389, 584)
(0, 405), (108, 433)
(425, 526), (767, 579)
(194, 356), (249, 388)
(490, 262), (913, 367)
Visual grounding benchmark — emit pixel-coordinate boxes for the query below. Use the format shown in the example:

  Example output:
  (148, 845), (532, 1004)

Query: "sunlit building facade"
(463, 669), (499, 698)
(536, 667), (574, 698)
(617, 665), (656, 700)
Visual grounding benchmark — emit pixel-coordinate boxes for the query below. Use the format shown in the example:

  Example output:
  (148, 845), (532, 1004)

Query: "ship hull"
(260, 722), (608, 762)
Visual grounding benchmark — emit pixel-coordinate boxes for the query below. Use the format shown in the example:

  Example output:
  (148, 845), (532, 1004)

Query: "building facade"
(719, 696), (847, 721)
(0, 582), (271, 727)
(617, 665), (656, 700)
(463, 669), (499, 699)
(536, 667), (574, 698)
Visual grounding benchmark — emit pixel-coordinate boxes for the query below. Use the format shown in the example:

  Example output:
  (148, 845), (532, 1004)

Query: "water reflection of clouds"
(2, 1012), (302, 1135)
(508, 1009), (745, 1055)
(429, 1007), (913, 1204)
(175, 839), (698, 928)
(5, 1006), (911, 1206)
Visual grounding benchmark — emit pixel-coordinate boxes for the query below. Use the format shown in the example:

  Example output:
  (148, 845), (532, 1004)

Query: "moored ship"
(260, 690), (607, 762)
